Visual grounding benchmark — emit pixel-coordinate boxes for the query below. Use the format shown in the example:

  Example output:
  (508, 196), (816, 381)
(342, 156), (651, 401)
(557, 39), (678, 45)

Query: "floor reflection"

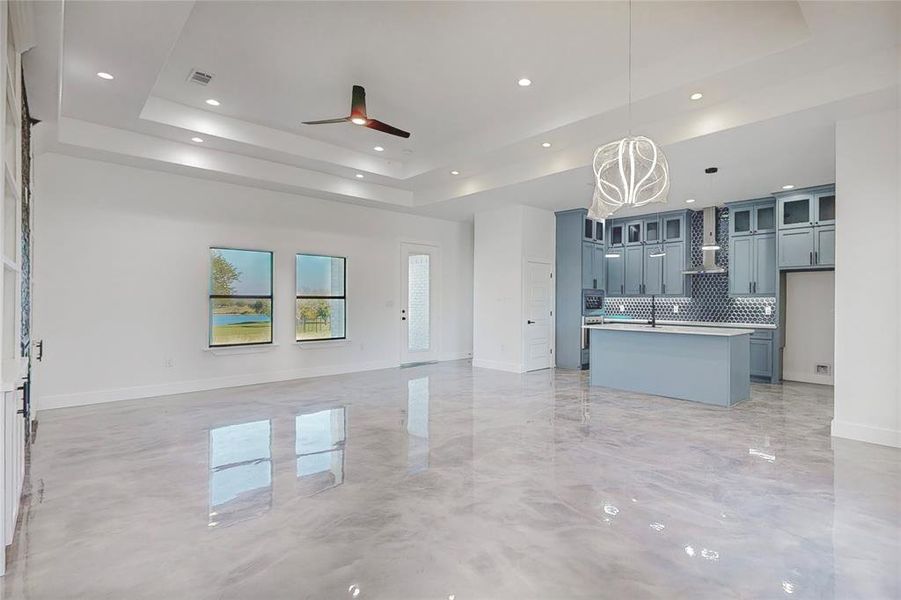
(208, 419), (272, 527)
(296, 407), (346, 496)
(406, 377), (429, 473)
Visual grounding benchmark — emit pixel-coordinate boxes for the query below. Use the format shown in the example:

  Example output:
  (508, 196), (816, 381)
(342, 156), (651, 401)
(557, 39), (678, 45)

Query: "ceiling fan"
(302, 85), (410, 138)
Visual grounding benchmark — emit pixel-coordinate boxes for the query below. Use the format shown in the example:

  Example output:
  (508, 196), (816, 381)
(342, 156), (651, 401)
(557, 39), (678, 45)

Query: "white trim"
(472, 359), (523, 373)
(38, 359), (398, 411)
(831, 418), (901, 448)
(439, 352), (472, 362)
(295, 339), (350, 349)
(203, 343), (279, 356)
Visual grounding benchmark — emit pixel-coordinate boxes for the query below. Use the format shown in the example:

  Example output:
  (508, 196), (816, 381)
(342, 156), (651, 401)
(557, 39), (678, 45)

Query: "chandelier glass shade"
(588, 135), (670, 220)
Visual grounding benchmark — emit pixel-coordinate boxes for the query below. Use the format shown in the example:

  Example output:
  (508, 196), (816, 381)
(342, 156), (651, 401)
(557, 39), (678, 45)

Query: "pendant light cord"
(628, 0), (632, 137)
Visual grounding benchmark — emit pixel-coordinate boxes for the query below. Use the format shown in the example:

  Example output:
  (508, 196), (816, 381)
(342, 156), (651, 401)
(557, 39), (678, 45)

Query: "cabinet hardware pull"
(815, 251), (818, 264)
(809, 251), (813, 265)
(527, 320), (535, 325)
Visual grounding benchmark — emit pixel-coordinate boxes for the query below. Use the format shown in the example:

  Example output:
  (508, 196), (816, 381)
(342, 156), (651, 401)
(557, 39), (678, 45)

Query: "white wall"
(32, 152), (473, 410)
(472, 205), (554, 372)
(783, 271), (834, 385)
(833, 108), (900, 448)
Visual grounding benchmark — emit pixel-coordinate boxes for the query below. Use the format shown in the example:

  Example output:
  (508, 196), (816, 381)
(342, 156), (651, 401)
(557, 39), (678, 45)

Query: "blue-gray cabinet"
(727, 199), (777, 296)
(662, 213), (685, 241)
(662, 241), (686, 295)
(750, 329), (774, 379)
(581, 243), (594, 289)
(624, 245), (644, 294)
(583, 217), (606, 243)
(592, 244), (606, 289)
(776, 185), (835, 269)
(606, 249), (624, 295)
(625, 220), (643, 246)
(608, 222), (624, 247)
(643, 245), (663, 295)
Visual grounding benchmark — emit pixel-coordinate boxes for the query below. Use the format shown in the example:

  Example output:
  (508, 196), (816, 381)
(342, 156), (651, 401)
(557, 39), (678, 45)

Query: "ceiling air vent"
(187, 69), (213, 86)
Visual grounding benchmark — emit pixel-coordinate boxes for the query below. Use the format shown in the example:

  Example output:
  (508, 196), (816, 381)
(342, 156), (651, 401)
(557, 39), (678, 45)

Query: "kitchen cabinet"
(662, 213), (685, 241)
(727, 199), (777, 295)
(606, 250), (624, 296)
(643, 245), (663, 295)
(581, 243), (594, 289)
(583, 217), (606, 243)
(608, 222), (624, 246)
(662, 241), (686, 296)
(750, 330), (773, 379)
(644, 217), (661, 245)
(625, 220), (643, 246)
(624, 245), (644, 294)
(775, 185), (835, 269)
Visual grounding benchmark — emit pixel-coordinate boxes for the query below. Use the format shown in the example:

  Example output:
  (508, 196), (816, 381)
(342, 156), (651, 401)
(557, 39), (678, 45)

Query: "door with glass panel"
(400, 243), (439, 364)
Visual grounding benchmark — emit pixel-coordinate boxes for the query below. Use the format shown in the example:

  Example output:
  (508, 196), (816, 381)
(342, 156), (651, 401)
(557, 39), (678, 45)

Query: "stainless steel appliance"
(581, 289), (605, 368)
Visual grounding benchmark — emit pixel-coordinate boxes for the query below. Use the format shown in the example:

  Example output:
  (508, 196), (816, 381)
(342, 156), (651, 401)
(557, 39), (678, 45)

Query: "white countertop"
(599, 318), (776, 330)
(583, 323), (752, 337)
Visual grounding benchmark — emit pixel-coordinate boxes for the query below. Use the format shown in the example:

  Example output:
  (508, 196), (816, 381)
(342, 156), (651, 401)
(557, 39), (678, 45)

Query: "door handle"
(809, 251), (813, 265)
(814, 251), (818, 264)
(749, 281), (752, 293)
(662, 283), (666, 294)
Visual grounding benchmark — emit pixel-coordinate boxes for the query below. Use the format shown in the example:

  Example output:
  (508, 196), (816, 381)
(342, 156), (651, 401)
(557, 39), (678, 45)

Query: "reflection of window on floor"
(407, 377), (429, 473)
(209, 420), (272, 527)
(296, 408), (346, 496)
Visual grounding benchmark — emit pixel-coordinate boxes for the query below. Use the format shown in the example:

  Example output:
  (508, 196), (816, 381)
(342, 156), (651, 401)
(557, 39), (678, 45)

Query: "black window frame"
(209, 247), (274, 348)
(295, 253), (347, 342)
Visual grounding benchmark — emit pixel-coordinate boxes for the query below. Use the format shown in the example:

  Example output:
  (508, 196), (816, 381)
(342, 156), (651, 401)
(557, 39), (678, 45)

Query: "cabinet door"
(779, 196), (813, 230)
(592, 245), (606, 290)
(609, 223), (624, 246)
(625, 221), (643, 246)
(749, 338), (773, 378)
(606, 251), (624, 295)
(729, 236), (754, 295)
(624, 245), (644, 294)
(730, 206), (753, 236)
(644, 218), (661, 244)
(663, 215), (684, 241)
(815, 226), (835, 266)
(581, 243), (593, 289)
(778, 228), (815, 268)
(594, 221), (605, 243)
(662, 241), (685, 296)
(583, 218), (594, 241)
(754, 203), (776, 234)
(814, 192), (836, 226)
(753, 233), (776, 295)
(643, 246), (663, 295)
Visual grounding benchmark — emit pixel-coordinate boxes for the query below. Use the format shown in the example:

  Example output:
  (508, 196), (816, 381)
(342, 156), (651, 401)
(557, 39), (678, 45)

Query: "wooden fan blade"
(351, 85), (367, 119)
(302, 117), (350, 125)
(366, 119), (411, 138)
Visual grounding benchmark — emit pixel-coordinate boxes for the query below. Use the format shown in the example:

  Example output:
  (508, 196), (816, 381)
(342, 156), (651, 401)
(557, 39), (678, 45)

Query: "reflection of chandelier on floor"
(588, 1), (670, 221)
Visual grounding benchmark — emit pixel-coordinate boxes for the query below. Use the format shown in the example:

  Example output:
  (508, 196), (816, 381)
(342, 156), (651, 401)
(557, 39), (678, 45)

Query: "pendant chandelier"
(588, 1), (670, 220)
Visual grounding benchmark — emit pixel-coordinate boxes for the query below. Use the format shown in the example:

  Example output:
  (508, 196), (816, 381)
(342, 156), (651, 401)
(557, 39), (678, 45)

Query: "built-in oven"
(581, 289), (605, 368)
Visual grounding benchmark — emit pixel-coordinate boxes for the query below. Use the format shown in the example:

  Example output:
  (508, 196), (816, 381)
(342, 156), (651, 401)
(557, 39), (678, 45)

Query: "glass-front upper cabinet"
(663, 214), (684, 241)
(779, 196), (812, 230)
(594, 220), (604, 242)
(754, 203), (776, 233)
(626, 221), (643, 245)
(644, 218), (660, 244)
(584, 218), (594, 241)
(609, 222), (624, 246)
(815, 192), (836, 226)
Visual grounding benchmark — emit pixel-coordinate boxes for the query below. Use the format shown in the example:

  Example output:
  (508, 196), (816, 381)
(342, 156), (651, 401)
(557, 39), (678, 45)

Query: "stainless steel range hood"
(683, 206), (726, 275)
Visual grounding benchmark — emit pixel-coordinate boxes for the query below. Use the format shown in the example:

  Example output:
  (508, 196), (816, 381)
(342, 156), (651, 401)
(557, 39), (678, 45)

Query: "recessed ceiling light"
(351, 117), (367, 125)
(517, 78), (532, 87)
(373, 146), (384, 152)
(96, 72), (114, 80)
(690, 92), (703, 101)
(191, 137), (204, 143)
(685, 198), (695, 203)
(450, 170), (460, 176)
(541, 142), (552, 148)
(782, 184), (795, 190)
(205, 99), (220, 106)
(355, 173), (364, 179)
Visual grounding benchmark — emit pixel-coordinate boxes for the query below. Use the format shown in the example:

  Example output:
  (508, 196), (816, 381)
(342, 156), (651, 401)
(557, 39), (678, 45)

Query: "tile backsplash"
(602, 207), (777, 326)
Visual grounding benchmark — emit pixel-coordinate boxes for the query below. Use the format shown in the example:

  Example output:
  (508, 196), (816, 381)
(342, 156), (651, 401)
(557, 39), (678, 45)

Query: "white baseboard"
(832, 418), (901, 448)
(440, 351), (472, 362)
(471, 358), (523, 373)
(39, 359), (397, 411)
(783, 371), (834, 386)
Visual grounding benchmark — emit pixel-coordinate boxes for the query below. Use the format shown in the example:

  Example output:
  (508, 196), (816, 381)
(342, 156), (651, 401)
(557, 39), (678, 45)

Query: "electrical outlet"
(764, 306), (772, 316)
(673, 305), (680, 314)
(816, 364), (831, 375)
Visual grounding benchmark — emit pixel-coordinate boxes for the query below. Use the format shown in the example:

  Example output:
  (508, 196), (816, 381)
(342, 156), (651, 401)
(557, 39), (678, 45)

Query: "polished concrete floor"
(3, 361), (899, 599)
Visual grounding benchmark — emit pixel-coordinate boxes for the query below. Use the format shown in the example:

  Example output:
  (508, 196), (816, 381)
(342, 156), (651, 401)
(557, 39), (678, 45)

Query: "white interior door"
(400, 243), (439, 365)
(524, 260), (553, 372)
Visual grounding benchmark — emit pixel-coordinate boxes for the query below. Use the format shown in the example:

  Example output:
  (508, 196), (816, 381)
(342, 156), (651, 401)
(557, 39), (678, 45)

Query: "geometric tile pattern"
(603, 207), (777, 325)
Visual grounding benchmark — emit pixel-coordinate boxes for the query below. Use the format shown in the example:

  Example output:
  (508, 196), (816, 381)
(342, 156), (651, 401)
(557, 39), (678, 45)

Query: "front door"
(400, 243), (439, 365)
(524, 260), (552, 372)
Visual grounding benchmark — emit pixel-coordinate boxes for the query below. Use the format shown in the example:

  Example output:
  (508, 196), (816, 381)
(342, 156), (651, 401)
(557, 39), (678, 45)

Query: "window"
(209, 248), (273, 347)
(296, 254), (346, 341)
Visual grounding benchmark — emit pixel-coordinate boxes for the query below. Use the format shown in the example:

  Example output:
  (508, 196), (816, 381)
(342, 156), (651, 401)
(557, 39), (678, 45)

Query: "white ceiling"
(23, 1), (901, 221)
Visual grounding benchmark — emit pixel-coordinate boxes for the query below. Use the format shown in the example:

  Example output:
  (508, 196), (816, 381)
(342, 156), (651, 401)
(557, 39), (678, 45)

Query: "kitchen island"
(585, 323), (751, 407)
